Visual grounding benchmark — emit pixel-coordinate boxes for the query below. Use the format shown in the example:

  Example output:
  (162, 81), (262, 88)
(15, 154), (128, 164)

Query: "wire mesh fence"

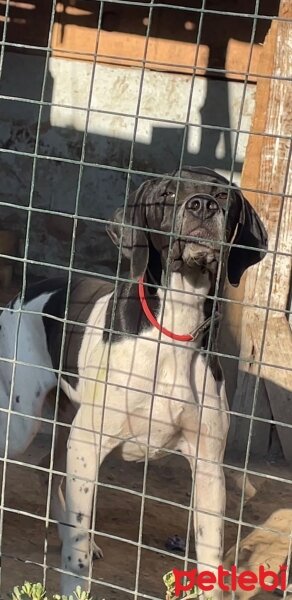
(0, 1), (291, 599)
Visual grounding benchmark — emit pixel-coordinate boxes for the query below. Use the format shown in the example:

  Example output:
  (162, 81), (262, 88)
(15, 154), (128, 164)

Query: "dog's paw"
(91, 539), (103, 560)
(165, 534), (186, 552)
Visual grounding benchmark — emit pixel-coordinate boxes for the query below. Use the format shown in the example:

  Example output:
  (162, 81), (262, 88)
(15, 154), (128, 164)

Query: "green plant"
(11, 583), (95, 600)
(163, 571), (203, 600)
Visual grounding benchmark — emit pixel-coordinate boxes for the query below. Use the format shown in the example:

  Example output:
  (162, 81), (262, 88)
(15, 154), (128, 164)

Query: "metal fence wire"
(0, 1), (291, 599)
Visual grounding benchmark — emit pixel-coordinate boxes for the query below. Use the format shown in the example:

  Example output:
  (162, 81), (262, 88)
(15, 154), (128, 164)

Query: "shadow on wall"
(0, 52), (246, 284)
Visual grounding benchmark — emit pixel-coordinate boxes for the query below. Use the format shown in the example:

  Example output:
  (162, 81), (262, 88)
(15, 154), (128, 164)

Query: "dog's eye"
(215, 192), (229, 200)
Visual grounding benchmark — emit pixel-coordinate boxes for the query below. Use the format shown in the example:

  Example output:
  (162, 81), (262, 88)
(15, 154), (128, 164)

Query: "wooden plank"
(51, 23), (260, 81)
(50, 0), (279, 81)
(249, 319), (292, 461)
(229, 0), (292, 461)
(265, 381), (292, 462)
(250, 319), (292, 460)
(0, 230), (18, 290)
(228, 370), (272, 458)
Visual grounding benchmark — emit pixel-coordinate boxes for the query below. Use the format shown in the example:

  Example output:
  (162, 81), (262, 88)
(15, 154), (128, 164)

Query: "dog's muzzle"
(169, 194), (223, 271)
(177, 193), (223, 268)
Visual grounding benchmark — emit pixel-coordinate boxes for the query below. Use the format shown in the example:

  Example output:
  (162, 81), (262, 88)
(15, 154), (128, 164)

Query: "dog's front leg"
(179, 422), (227, 599)
(60, 405), (97, 595)
(195, 430), (227, 593)
(60, 392), (123, 596)
(179, 374), (229, 599)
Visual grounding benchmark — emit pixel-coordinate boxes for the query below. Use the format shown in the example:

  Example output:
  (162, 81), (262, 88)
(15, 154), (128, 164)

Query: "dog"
(0, 166), (267, 597)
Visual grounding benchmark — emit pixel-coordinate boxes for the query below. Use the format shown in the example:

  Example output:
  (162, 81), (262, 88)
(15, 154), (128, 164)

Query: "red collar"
(138, 276), (220, 342)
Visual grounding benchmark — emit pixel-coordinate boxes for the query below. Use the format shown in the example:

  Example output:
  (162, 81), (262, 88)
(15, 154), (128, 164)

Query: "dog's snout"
(186, 194), (220, 219)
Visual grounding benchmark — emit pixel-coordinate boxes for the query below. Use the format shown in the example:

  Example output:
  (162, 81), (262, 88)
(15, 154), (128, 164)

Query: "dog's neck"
(156, 266), (213, 338)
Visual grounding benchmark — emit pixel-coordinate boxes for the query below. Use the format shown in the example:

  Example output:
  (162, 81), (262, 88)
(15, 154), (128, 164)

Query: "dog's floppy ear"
(106, 207), (132, 260)
(106, 181), (151, 280)
(228, 191), (268, 287)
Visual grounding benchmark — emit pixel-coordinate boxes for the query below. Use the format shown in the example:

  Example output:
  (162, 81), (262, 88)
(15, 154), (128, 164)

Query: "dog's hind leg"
(0, 360), (56, 458)
(0, 296), (57, 458)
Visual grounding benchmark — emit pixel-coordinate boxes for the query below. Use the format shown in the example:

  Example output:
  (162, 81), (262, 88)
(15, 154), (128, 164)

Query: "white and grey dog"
(0, 167), (267, 596)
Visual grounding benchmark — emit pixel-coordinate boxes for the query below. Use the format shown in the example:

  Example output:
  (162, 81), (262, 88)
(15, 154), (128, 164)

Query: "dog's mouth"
(169, 226), (221, 271)
(181, 230), (220, 268)
(183, 247), (219, 268)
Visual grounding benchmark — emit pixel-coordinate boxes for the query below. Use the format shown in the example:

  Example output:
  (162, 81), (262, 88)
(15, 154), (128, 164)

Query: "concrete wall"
(0, 52), (255, 281)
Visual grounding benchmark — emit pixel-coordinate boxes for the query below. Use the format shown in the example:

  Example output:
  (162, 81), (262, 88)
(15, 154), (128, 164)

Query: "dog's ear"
(228, 191), (268, 287)
(106, 207), (132, 260)
(106, 181), (151, 280)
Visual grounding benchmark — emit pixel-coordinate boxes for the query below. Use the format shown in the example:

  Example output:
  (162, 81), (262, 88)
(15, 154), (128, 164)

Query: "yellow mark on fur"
(84, 344), (110, 405)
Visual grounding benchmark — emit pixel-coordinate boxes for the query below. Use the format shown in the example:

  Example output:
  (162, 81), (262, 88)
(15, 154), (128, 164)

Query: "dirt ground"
(1, 431), (292, 600)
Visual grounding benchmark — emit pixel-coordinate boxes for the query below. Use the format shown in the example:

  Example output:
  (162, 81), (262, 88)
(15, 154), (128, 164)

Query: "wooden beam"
(51, 23), (261, 81)
(50, 1), (278, 82)
(229, 0), (292, 460)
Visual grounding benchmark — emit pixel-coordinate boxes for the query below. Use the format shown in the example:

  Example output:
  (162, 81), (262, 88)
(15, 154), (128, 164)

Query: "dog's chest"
(110, 334), (194, 401)
(74, 275), (211, 461)
(101, 336), (196, 460)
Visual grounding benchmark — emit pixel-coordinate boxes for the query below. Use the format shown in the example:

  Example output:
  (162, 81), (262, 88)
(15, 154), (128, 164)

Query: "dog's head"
(107, 166), (268, 287)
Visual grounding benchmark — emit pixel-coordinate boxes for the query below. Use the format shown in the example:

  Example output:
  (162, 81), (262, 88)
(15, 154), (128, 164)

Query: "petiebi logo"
(163, 565), (287, 599)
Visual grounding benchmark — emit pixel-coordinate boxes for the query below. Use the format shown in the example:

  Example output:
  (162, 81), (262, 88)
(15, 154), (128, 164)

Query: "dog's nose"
(186, 194), (220, 219)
